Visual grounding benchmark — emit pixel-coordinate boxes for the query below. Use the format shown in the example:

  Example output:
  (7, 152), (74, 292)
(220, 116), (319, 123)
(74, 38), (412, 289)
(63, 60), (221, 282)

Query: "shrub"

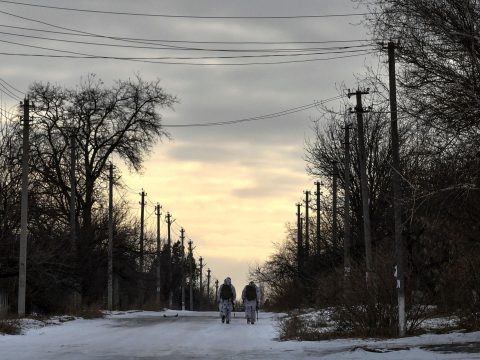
(0, 318), (20, 335)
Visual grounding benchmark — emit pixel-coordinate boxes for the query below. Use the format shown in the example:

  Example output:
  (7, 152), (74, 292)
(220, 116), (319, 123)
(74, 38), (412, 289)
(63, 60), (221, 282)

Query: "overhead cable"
(0, 24), (372, 45)
(0, 50), (376, 66)
(0, 29), (374, 53)
(162, 96), (343, 127)
(0, 1), (367, 19)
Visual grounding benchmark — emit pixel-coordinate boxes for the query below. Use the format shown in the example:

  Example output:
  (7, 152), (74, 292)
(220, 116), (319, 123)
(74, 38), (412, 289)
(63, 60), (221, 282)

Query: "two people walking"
(217, 277), (260, 325)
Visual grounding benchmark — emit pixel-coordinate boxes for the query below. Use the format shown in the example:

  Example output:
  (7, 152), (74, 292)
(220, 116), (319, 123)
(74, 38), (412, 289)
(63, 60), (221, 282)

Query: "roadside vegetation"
(254, 0), (480, 340)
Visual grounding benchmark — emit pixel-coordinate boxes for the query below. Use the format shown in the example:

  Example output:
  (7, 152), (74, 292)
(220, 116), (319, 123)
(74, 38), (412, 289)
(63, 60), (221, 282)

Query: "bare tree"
(27, 74), (177, 298)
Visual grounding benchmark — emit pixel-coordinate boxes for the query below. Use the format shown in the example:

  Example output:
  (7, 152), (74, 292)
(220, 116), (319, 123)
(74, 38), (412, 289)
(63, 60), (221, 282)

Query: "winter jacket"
(241, 284), (260, 303)
(217, 278), (237, 302)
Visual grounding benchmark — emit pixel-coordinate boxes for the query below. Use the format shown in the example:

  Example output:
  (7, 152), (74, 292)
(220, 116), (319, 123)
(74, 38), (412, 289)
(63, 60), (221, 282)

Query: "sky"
(0, 0), (376, 292)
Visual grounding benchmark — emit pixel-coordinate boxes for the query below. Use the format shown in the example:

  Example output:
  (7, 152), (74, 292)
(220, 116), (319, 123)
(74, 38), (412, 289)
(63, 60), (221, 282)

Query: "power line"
(0, 77), (24, 95)
(0, 82), (22, 101)
(0, 50), (376, 66)
(0, 24), (372, 46)
(0, 1), (368, 19)
(163, 96), (343, 127)
(0, 29), (374, 53)
(0, 11), (377, 65)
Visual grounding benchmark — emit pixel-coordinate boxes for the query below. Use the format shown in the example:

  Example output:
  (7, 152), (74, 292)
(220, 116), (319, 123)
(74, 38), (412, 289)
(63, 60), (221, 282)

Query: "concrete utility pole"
(343, 124), (352, 282)
(388, 41), (406, 337)
(199, 256), (204, 310)
(155, 203), (162, 309)
(304, 191), (311, 258)
(314, 181), (321, 256)
(69, 134), (76, 249)
(188, 240), (194, 310)
(332, 162), (339, 248)
(348, 88), (374, 288)
(207, 268), (211, 308)
(18, 98), (30, 316)
(180, 228), (186, 311)
(139, 190), (146, 273)
(166, 212), (173, 309)
(107, 163), (113, 311)
(296, 203), (303, 274)
(138, 189), (146, 307)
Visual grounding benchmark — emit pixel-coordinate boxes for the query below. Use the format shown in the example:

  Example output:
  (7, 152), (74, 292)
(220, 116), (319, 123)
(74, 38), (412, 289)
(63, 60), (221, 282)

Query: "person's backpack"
(220, 284), (233, 300)
(245, 284), (257, 301)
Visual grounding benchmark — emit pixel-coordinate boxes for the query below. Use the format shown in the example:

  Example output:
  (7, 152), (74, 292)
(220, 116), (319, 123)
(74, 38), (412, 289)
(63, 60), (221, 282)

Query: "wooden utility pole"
(314, 181), (321, 256)
(388, 41), (406, 337)
(199, 256), (204, 310)
(166, 212), (173, 308)
(343, 124), (352, 281)
(348, 88), (373, 287)
(107, 163), (113, 311)
(332, 162), (339, 248)
(69, 134), (76, 249)
(296, 203), (303, 274)
(180, 228), (186, 311)
(155, 203), (162, 309)
(304, 191), (311, 258)
(188, 240), (194, 310)
(207, 268), (211, 308)
(18, 98), (30, 316)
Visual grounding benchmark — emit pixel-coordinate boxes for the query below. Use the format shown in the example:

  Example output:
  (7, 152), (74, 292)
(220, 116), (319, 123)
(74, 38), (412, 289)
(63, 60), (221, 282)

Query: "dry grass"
(0, 317), (21, 335)
(68, 304), (104, 319)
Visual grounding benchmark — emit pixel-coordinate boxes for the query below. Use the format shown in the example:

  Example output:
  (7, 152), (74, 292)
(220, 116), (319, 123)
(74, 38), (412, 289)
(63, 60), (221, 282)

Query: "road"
(1, 310), (480, 359)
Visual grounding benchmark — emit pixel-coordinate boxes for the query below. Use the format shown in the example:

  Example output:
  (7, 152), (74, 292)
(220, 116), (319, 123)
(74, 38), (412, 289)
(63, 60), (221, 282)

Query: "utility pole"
(180, 228), (186, 311)
(343, 124), (352, 282)
(138, 189), (146, 307)
(300, 217), (304, 261)
(188, 240), (194, 311)
(304, 191), (311, 258)
(296, 203), (303, 275)
(18, 97), (30, 316)
(199, 256), (204, 310)
(314, 181), (321, 256)
(207, 268), (211, 308)
(107, 163), (113, 311)
(166, 212), (173, 309)
(215, 279), (219, 304)
(155, 203), (162, 309)
(388, 41), (406, 337)
(139, 190), (146, 273)
(348, 88), (373, 288)
(332, 162), (339, 248)
(69, 134), (76, 249)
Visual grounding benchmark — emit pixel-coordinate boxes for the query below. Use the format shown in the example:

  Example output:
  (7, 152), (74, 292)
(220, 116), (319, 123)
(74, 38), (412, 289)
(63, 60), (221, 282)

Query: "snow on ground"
(1, 310), (479, 359)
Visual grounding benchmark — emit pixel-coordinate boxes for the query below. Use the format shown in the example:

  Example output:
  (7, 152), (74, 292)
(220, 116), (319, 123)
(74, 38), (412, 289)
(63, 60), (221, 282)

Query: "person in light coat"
(217, 277), (236, 324)
(241, 281), (261, 324)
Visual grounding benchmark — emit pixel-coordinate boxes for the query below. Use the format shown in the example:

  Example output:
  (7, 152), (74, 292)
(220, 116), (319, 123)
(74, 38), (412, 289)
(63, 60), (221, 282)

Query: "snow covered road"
(1, 310), (480, 359)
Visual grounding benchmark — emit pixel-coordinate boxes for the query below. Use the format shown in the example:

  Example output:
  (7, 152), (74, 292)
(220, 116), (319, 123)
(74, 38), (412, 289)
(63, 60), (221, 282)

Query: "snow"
(1, 310), (480, 359)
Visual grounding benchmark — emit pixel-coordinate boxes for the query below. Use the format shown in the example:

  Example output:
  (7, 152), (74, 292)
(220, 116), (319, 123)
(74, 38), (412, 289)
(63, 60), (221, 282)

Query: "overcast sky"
(0, 0), (376, 293)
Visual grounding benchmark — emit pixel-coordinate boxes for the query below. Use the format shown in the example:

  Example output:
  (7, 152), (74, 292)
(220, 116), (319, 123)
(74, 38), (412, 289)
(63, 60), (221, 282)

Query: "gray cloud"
(0, 0), (372, 289)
